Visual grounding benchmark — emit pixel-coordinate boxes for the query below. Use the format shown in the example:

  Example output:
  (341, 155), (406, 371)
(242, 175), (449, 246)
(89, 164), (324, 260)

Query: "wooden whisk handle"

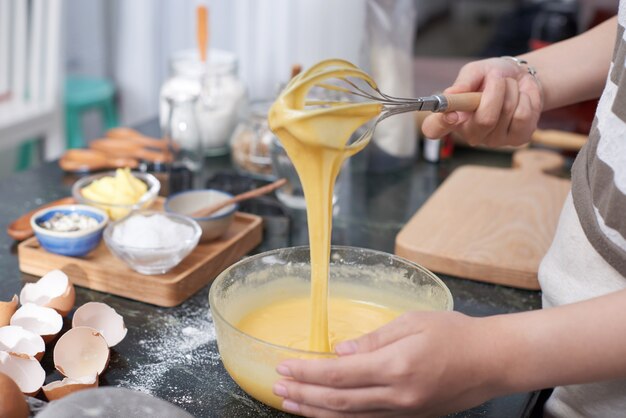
(441, 92), (482, 113)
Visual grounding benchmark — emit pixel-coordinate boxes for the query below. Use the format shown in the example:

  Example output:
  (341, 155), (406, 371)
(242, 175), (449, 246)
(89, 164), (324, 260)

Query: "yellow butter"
(81, 168), (147, 219)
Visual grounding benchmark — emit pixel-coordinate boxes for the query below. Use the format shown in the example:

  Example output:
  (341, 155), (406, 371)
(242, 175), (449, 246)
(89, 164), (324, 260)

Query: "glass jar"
(270, 138), (340, 210)
(161, 92), (202, 193)
(159, 49), (247, 156)
(230, 101), (276, 180)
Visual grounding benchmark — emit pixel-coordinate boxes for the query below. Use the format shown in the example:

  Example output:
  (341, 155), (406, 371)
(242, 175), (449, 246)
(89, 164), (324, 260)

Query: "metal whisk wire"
(288, 59), (481, 150)
(305, 76), (447, 150)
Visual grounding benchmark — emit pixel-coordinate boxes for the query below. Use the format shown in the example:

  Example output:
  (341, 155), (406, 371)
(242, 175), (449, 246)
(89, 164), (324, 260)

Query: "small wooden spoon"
(190, 178), (287, 218)
(7, 197), (76, 241)
(90, 138), (172, 163)
(106, 127), (171, 151)
(530, 129), (587, 151)
(59, 149), (139, 172)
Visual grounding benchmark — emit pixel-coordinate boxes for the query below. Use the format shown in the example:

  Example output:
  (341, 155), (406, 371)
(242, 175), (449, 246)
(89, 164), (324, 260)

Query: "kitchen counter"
(0, 120), (544, 417)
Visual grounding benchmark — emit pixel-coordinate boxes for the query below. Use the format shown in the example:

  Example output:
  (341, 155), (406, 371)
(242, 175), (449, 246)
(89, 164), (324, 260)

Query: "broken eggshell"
(54, 326), (109, 379)
(20, 269), (75, 317)
(10, 303), (63, 343)
(0, 351), (45, 396)
(0, 295), (18, 327)
(0, 372), (29, 418)
(0, 325), (45, 361)
(42, 374), (98, 401)
(72, 302), (127, 347)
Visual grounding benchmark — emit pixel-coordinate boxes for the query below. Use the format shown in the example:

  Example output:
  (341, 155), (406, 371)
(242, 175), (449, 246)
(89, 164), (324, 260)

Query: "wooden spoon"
(106, 127), (171, 151)
(59, 149), (139, 172)
(196, 4), (209, 63)
(7, 197), (76, 241)
(90, 138), (172, 163)
(190, 178), (287, 218)
(530, 129), (587, 151)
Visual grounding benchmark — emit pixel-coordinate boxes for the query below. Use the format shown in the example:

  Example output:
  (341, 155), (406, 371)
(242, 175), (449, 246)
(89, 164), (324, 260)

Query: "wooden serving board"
(395, 149), (571, 290)
(18, 206), (263, 307)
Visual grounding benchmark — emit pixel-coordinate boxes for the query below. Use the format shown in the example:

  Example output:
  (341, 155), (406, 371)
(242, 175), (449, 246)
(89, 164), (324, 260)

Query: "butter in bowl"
(72, 168), (160, 220)
(31, 205), (108, 257)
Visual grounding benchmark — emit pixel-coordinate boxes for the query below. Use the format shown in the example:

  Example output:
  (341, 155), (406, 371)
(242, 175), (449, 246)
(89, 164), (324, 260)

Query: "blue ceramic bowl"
(30, 205), (109, 257)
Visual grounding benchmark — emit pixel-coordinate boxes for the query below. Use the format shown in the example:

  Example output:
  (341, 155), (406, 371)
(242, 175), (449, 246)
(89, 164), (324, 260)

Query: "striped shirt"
(540, 5), (626, 416)
(572, 7), (626, 276)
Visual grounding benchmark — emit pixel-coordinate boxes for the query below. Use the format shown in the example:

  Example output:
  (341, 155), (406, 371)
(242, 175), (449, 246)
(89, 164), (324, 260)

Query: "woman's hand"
(421, 57), (543, 147)
(272, 311), (501, 417)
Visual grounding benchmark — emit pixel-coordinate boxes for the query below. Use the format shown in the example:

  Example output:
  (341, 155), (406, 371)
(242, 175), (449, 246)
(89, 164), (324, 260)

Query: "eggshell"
(20, 270), (75, 317)
(42, 374), (98, 401)
(54, 326), (110, 379)
(0, 351), (45, 396)
(10, 303), (63, 343)
(0, 295), (18, 327)
(0, 372), (28, 418)
(72, 302), (127, 347)
(0, 325), (45, 361)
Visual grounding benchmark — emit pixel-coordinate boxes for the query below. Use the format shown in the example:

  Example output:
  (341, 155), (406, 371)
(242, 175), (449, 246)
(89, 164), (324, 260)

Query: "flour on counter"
(118, 302), (220, 402)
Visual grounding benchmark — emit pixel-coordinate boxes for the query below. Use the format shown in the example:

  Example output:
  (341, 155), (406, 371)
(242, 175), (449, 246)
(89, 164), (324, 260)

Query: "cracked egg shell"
(10, 303), (63, 343)
(42, 374), (98, 401)
(0, 325), (45, 361)
(20, 270), (75, 317)
(72, 302), (127, 347)
(0, 295), (18, 327)
(0, 372), (28, 418)
(54, 327), (109, 379)
(0, 351), (45, 396)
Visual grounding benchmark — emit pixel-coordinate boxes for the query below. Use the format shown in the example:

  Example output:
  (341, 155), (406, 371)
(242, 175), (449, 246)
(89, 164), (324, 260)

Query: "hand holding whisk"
(275, 59), (481, 151)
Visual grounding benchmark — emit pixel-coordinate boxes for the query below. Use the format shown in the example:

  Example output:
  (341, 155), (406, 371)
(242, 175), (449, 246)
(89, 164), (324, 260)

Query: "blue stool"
(65, 77), (119, 149)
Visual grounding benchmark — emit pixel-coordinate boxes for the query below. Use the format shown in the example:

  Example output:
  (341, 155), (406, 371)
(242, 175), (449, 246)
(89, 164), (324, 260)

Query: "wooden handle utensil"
(530, 129), (587, 151)
(59, 149), (139, 172)
(7, 197), (76, 241)
(106, 127), (171, 151)
(190, 178), (287, 218)
(442, 92), (482, 112)
(196, 4), (209, 63)
(90, 138), (172, 163)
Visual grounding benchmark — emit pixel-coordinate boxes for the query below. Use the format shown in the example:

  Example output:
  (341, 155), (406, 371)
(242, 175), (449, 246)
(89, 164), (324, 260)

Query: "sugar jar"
(230, 101), (277, 180)
(160, 49), (247, 156)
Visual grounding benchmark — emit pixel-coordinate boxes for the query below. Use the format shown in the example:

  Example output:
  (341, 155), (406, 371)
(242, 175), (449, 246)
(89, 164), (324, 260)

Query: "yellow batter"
(237, 297), (401, 351)
(265, 59), (385, 352)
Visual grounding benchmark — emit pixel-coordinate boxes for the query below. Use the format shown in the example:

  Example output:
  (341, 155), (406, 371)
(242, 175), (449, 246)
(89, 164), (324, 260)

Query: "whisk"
(281, 59), (482, 150)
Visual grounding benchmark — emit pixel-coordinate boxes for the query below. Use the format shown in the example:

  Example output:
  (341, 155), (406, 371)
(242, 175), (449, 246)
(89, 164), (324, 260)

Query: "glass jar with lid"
(230, 101), (277, 180)
(159, 49), (247, 156)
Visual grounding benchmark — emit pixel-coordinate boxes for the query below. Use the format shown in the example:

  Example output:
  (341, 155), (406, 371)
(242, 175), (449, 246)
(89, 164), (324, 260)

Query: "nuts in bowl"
(31, 205), (108, 257)
(72, 169), (160, 220)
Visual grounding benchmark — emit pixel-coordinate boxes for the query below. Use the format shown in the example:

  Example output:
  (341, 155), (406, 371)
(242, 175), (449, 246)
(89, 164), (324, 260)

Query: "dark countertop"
(0, 120), (543, 417)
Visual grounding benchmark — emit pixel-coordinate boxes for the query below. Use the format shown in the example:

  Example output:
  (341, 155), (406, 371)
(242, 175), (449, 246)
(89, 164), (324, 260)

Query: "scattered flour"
(118, 302), (221, 402)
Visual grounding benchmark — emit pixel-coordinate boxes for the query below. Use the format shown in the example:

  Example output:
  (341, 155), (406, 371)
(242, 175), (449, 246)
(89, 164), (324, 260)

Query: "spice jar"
(159, 49), (247, 156)
(230, 101), (276, 180)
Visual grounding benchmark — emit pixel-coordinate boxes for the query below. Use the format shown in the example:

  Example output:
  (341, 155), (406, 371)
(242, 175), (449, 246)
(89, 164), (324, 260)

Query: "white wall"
(64, 0), (109, 77)
(64, 0), (367, 127)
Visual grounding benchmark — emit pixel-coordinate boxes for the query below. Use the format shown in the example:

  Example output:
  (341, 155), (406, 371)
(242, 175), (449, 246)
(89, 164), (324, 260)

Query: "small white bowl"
(164, 190), (237, 242)
(103, 211), (201, 275)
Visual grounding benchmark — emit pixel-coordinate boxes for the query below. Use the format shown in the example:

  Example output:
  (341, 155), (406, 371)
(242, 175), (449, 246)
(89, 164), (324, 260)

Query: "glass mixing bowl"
(209, 245), (453, 411)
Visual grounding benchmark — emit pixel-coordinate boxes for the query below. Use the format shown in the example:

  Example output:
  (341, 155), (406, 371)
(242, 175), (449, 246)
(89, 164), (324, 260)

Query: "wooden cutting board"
(395, 149), (571, 290)
(18, 205), (263, 307)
